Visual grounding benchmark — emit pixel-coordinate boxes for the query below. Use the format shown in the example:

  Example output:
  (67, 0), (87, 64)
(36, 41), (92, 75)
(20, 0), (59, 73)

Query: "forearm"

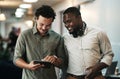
(85, 62), (108, 79)
(14, 58), (29, 69)
(93, 62), (108, 72)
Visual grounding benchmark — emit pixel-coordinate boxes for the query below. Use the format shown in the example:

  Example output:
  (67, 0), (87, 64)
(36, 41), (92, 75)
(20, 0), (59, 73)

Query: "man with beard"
(62, 6), (114, 79)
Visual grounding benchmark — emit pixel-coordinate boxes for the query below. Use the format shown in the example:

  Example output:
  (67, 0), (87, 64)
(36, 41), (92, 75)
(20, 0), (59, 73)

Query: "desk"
(105, 75), (120, 79)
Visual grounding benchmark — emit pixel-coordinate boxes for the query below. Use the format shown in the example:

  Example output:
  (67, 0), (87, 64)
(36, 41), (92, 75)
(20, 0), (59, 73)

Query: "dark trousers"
(66, 73), (105, 79)
(66, 73), (85, 79)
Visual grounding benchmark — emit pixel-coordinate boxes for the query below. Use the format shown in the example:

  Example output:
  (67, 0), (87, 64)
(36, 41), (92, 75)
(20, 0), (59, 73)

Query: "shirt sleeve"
(13, 32), (26, 64)
(98, 31), (114, 66)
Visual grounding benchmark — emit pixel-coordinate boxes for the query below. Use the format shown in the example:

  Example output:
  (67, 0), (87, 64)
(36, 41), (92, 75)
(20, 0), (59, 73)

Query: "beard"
(69, 25), (84, 38)
(69, 29), (78, 38)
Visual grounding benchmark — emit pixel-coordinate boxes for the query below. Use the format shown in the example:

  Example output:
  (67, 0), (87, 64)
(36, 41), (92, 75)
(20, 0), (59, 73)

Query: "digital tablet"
(34, 60), (52, 68)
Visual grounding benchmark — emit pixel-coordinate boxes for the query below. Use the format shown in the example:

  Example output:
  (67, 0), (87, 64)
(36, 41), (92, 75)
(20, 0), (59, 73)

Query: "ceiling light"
(15, 11), (24, 18)
(23, 0), (38, 3)
(15, 8), (26, 18)
(16, 8), (26, 12)
(19, 4), (32, 9)
(0, 13), (6, 21)
(0, 8), (6, 21)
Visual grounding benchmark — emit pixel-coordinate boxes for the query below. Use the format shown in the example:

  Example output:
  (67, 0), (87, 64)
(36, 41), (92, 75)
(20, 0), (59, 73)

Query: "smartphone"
(34, 60), (52, 68)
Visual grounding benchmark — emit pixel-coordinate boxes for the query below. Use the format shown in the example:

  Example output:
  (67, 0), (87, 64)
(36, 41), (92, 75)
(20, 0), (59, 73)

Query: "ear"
(34, 16), (37, 20)
(32, 17), (37, 25)
(78, 15), (82, 21)
(33, 16), (38, 23)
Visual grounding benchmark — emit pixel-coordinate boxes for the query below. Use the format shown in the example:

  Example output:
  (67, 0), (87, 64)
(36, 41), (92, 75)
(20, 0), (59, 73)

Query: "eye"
(46, 25), (51, 28)
(39, 23), (44, 26)
(64, 20), (71, 26)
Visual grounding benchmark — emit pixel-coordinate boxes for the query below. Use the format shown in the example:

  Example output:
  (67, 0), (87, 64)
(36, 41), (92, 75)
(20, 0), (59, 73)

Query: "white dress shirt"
(63, 26), (114, 75)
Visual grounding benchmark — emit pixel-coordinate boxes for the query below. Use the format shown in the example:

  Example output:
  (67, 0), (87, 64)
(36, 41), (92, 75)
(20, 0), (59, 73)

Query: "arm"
(13, 32), (44, 70)
(85, 31), (114, 79)
(15, 58), (29, 69)
(15, 58), (44, 70)
(85, 62), (108, 79)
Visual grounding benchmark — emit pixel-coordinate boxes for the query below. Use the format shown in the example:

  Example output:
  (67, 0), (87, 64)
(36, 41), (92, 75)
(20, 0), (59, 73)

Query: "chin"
(68, 29), (73, 33)
(69, 31), (73, 34)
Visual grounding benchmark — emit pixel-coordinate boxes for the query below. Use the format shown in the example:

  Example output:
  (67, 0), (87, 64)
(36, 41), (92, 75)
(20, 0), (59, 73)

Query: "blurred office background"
(0, 0), (120, 78)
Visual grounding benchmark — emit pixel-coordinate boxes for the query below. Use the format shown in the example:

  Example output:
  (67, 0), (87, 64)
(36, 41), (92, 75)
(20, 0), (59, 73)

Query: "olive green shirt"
(13, 26), (67, 79)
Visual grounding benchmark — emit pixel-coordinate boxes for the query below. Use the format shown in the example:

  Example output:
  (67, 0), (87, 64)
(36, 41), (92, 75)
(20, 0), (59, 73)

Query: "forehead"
(63, 13), (75, 20)
(38, 16), (53, 21)
(37, 15), (53, 23)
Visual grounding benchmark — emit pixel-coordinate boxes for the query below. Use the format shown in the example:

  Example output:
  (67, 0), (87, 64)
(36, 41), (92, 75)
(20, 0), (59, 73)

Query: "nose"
(42, 25), (48, 30)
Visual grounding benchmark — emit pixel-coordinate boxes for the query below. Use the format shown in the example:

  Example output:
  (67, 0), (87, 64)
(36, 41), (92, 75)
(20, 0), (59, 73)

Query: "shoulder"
(63, 33), (69, 38)
(22, 28), (32, 34)
(18, 28), (33, 39)
(87, 26), (102, 31)
(87, 26), (109, 40)
(49, 30), (62, 38)
(62, 33), (73, 41)
(49, 30), (64, 43)
(87, 26), (106, 34)
(21, 28), (33, 36)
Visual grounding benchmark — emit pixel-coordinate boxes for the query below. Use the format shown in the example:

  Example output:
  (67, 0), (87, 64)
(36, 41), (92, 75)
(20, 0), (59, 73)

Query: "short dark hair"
(63, 7), (81, 16)
(35, 5), (56, 20)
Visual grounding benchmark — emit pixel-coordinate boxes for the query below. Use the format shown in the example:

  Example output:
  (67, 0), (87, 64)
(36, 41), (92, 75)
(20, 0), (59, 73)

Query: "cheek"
(37, 25), (42, 30)
(70, 23), (74, 27)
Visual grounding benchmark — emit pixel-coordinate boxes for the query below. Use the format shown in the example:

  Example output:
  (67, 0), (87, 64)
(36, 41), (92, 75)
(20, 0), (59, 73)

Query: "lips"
(68, 27), (72, 30)
(68, 27), (73, 32)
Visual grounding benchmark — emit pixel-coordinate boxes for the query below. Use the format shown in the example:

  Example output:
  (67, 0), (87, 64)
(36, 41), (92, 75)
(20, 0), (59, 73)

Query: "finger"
(44, 56), (54, 62)
(85, 70), (92, 78)
(32, 64), (44, 70)
(49, 56), (56, 63)
(43, 55), (50, 61)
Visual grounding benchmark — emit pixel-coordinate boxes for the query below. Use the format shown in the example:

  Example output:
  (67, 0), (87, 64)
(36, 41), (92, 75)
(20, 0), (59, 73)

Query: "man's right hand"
(28, 61), (45, 70)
